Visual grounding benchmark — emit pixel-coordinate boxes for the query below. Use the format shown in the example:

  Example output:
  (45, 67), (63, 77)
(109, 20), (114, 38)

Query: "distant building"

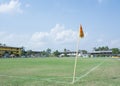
(88, 50), (112, 57)
(59, 51), (83, 57)
(59, 50), (113, 57)
(27, 51), (42, 57)
(0, 45), (22, 58)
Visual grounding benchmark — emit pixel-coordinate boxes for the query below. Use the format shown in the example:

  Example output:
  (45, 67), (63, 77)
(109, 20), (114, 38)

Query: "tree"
(104, 46), (109, 51)
(21, 46), (26, 56)
(40, 48), (52, 57)
(41, 50), (47, 57)
(26, 50), (33, 57)
(81, 50), (87, 54)
(93, 46), (109, 51)
(46, 48), (51, 57)
(112, 48), (120, 54)
(53, 50), (60, 57)
(93, 47), (99, 51)
(64, 48), (67, 57)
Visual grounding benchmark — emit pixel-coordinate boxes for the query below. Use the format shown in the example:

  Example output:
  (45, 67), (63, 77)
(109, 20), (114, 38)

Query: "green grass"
(0, 57), (120, 86)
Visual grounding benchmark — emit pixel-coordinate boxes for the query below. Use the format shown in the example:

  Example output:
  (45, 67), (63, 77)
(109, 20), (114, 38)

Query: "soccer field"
(0, 57), (120, 86)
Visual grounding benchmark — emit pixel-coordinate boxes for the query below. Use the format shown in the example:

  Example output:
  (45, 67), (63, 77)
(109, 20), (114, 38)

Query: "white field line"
(0, 75), (38, 80)
(73, 60), (105, 83)
(0, 74), (54, 81)
(41, 60), (106, 84)
(45, 79), (70, 84)
(0, 74), (70, 84)
(0, 60), (106, 84)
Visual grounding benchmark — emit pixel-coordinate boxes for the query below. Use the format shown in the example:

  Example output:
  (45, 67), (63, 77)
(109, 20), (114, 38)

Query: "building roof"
(89, 50), (112, 54)
(0, 45), (22, 49)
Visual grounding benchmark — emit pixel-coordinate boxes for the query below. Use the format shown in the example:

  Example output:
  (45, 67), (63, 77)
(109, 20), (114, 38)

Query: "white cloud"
(0, 24), (77, 50)
(27, 24), (77, 50)
(0, 31), (29, 47)
(0, 0), (23, 14)
(50, 24), (77, 43)
(31, 32), (49, 42)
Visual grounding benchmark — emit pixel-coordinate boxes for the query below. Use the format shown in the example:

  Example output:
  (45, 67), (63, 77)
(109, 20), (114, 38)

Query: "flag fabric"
(79, 24), (84, 38)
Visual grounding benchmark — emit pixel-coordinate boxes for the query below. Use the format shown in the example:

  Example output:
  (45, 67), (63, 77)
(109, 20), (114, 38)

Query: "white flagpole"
(72, 31), (80, 84)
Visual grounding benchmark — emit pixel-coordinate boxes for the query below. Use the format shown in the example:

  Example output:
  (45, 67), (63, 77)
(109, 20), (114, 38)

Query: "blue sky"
(0, 0), (120, 51)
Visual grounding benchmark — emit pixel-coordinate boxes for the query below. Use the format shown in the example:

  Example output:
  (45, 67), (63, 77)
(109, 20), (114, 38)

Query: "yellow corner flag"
(79, 24), (84, 38)
(72, 24), (84, 84)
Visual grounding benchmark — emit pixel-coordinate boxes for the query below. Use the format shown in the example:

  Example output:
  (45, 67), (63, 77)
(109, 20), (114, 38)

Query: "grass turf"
(0, 57), (120, 86)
